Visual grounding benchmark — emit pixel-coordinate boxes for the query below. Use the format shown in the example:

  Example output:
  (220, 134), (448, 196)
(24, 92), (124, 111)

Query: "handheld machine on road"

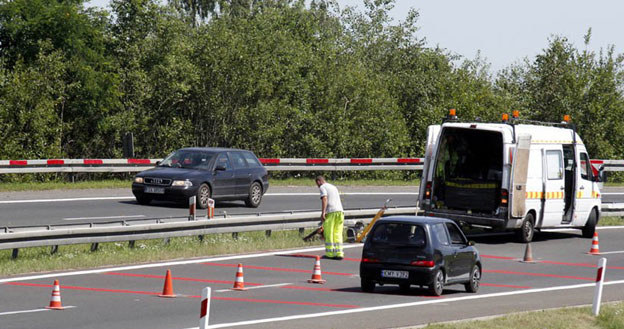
(418, 110), (604, 242)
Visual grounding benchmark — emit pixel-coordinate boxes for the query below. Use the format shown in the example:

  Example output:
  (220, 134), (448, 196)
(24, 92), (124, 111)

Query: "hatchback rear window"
(370, 223), (426, 248)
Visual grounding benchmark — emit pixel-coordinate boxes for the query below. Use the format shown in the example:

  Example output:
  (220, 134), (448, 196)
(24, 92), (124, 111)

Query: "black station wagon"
(359, 216), (481, 296)
(132, 148), (269, 208)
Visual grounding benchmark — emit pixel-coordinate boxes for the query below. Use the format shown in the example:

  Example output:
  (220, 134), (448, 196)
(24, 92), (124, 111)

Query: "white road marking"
(601, 193), (624, 195)
(63, 215), (146, 221)
(594, 250), (624, 255)
(0, 245), (362, 284)
(215, 283), (292, 292)
(0, 306), (75, 316)
(0, 192), (417, 204)
(182, 280), (624, 329)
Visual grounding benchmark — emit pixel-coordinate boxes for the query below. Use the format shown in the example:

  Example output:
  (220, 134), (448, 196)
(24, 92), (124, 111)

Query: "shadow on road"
(468, 230), (584, 245)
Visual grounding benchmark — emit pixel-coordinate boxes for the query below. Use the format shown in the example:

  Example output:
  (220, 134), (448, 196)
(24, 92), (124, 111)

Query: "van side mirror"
(596, 169), (607, 183)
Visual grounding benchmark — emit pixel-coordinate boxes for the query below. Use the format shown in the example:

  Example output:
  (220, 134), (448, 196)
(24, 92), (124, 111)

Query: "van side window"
(546, 150), (563, 180)
(580, 153), (592, 181)
(432, 223), (449, 246)
(446, 223), (466, 245)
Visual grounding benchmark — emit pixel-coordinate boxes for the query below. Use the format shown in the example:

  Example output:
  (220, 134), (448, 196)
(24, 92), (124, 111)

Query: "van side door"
(541, 149), (566, 227)
(574, 152), (594, 225)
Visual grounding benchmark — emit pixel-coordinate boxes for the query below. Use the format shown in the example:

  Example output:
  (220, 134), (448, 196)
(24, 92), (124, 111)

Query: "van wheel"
(516, 213), (535, 243)
(361, 278), (375, 293)
(582, 209), (598, 238)
(429, 269), (444, 296)
(464, 265), (481, 293)
(245, 182), (262, 208)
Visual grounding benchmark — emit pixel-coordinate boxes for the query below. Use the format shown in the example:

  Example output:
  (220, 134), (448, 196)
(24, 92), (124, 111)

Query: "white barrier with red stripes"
(200, 287), (211, 329)
(0, 157), (622, 173)
(593, 257), (607, 316)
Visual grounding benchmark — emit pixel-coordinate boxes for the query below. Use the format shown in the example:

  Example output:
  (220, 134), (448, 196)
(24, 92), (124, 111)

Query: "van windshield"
(159, 150), (216, 169)
(370, 223), (426, 248)
(432, 127), (503, 212)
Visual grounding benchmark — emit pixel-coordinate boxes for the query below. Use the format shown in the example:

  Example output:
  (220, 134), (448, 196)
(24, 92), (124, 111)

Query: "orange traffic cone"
(308, 256), (326, 284)
(46, 280), (65, 310)
(520, 243), (535, 263)
(232, 263), (246, 291)
(588, 232), (600, 255)
(158, 269), (176, 298)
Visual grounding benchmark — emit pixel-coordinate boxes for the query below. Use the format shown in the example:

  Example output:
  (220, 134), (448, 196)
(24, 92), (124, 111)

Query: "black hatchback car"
(132, 148), (269, 208)
(360, 216), (481, 296)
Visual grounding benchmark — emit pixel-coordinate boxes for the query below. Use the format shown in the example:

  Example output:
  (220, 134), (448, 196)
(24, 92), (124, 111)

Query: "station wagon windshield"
(371, 223), (426, 248)
(158, 151), (216, 169)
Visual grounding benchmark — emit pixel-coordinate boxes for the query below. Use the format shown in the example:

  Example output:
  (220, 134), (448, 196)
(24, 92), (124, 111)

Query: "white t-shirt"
(319, 183), (343, 213)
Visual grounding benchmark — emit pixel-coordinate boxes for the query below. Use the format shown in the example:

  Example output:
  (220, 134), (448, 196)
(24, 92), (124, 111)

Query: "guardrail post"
(50, 245), (58, 255)
(129, 240), (135, 249)
(232, 232), (238, 240)
(198, 235), (204, 242)
(265, 230), (271, 237)
(11, 248), (18, 259)
(299, 228), (305, 236)
(207, 198), (215, 219)
(90, 243), (99, 252)
(163, 237), (170, 245)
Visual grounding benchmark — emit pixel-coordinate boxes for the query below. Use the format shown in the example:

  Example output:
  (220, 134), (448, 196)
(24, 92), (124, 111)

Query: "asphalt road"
(0, 186), (418, 227)
(1, 227), (624, 329)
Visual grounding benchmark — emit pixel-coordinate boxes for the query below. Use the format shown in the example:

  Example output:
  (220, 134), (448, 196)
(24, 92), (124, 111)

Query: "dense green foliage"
(0, 0), (623, 163)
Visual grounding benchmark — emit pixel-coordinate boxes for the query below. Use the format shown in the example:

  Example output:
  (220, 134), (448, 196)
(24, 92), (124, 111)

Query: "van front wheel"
(516, 213), (535, 243)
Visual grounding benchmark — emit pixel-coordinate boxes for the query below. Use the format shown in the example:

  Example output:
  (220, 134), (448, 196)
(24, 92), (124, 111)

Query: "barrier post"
(593, 257), (607, 316)
(200, 287), (211, 329)
(189, 196), (196, 221)
(207, 198), (215, 219)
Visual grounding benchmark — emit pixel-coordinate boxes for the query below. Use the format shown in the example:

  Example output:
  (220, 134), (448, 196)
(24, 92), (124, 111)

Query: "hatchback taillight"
(410, 260), (435, 267)
(362, 258), (380, 263)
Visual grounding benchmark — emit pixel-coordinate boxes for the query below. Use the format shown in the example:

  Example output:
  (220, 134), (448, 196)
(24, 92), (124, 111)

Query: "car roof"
(376, 216), (455, 226)
(178, 147), (250, 153)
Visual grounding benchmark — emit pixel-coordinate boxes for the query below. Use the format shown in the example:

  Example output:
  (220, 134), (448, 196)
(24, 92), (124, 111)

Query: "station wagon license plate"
(381, 270), (409, 279)
(144, 186), (165, 194)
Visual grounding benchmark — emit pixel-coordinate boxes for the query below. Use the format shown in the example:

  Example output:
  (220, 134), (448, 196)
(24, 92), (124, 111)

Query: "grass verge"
(599, 216), (624, 226)
(0, 229), (322, 277)
(423, 302), (624, 329)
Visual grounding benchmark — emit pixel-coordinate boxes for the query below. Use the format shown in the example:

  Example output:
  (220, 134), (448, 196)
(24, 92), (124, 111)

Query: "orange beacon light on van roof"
(563, 114), (571, 123)
(512, 110), (519, 118)
(449, 109), (456, 116)
(502, 113), (509, 122)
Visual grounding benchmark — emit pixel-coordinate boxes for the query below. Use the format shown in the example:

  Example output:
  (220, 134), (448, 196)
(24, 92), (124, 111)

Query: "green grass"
(423, 303), (624, 329)
(0, 230), (322, 277)
(599, 216), (624, 226)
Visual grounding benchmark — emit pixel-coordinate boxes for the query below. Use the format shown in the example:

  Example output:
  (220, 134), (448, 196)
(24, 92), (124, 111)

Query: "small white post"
(189, 196), (196, 221)
(200, 287), (211, 329)
(207, 198), (215, 219)
(593, 257), (607, 316)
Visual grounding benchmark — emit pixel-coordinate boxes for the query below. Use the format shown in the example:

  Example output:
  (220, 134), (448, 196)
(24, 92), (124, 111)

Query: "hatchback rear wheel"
(464, 265), (481, 293)
(245, 182), (262, 208)
(429, 269), (444, 296)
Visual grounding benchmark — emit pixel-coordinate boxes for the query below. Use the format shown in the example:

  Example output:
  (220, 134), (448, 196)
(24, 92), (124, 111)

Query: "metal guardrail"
(1, 158), (622, 173)
(0, 207), (418, 251)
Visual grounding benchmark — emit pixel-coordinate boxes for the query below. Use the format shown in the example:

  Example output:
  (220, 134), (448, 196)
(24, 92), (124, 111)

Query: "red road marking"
(4, 282), (358, 309)
(483, 269), (595, 281)
(482, 254), (624, 270)
(104, 272), (263, 286)
(202, 263), (355, 276)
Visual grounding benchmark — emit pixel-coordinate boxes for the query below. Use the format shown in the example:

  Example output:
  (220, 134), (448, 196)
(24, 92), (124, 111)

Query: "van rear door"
(511, 134), (531, 218)
(418, 125), (441, 207)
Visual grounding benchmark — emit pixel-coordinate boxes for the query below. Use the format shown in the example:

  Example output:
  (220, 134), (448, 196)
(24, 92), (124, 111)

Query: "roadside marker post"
(200, 287), (211, 329)
(593, 257), (607, 316)
(189, 196), (196, 221)
(207, 198), (215, 219)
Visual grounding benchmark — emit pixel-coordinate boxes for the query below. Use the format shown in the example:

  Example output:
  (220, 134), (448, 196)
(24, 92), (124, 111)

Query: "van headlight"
(172, 180), (193, 188)
(134, 177), (144, 184)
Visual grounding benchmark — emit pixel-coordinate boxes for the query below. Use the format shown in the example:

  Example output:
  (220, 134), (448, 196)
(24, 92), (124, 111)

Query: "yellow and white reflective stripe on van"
(577, 191), (601, 199)
(525, 191), (564, 199)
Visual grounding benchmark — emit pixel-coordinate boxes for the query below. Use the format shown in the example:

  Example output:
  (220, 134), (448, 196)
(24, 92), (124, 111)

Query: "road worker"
(315, 175), (344, 260)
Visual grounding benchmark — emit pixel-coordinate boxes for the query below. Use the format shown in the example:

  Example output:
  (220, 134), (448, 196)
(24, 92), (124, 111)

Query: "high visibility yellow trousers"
(323, 211), (344, 258)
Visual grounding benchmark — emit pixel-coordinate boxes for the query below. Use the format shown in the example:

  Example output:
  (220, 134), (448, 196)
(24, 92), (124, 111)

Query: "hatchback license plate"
(144, 186), (165, 194)
(381, 270), (409, 279)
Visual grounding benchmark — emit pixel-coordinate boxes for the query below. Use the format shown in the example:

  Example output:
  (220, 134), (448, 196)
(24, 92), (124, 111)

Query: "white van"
(418, 111), (603, 242)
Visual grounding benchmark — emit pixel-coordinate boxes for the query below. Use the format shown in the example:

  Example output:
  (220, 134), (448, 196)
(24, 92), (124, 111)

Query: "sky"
(87, 0), (624, 72)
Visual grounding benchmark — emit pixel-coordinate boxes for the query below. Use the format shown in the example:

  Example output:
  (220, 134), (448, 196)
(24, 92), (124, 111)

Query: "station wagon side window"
(242, 152), (262, 168)
(432, 223), (449, 246)
(215, 153), (231, 170)
(580, 153), (593, 181)
(545, 150), (563, 180)
(229, 152), (248, 170)
(446, 223), (466, 245)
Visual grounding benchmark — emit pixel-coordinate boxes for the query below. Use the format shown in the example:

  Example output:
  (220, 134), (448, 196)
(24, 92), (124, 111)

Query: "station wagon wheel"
(465, 265), (481, 293)
(361, 278), (375, 293)
(429, 269), (444, 296)
(196, 184), (211, 209)
(136, 195), (152, 205)
(245, 182), (262, 208)
(516, 213), (535, 243)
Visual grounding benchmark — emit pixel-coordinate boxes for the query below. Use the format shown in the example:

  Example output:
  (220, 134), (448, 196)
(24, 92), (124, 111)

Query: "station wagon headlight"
(172, 180), (193, 188)
(134, 177), (144, 184)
